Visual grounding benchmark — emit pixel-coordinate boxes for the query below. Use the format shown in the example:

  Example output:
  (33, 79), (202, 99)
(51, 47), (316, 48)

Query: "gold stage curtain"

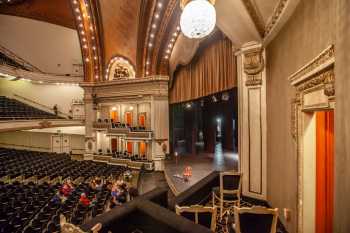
(169, 37), (236, 104)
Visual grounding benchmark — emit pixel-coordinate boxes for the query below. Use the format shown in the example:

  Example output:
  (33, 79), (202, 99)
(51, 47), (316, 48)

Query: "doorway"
(125, 112), (133, 126)
(111, 138), (118, 153)
(51, 135), (70, 153)
(316, 111), (334, 233)
(302, 111), (334, 233)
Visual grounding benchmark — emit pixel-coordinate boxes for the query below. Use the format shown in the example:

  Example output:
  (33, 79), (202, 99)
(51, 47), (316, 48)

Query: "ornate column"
(82, 85), (97, 159)
(237, 42), (267, 200)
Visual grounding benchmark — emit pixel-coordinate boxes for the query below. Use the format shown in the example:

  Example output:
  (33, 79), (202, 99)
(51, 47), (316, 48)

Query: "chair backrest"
(220, 171), (241, 196)
(175, 204), (217, 231)
(234, 206), (278, 233)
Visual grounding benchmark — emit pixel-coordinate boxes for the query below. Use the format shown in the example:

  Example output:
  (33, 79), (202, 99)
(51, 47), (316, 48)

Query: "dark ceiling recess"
(0, 0), (26, 5)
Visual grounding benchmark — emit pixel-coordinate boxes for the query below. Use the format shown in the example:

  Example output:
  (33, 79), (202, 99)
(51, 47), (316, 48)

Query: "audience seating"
(175, 204), (217, 231)
(0, 96), (62, 120)
(233, 206), (278, 233)
(0, 148), (129, 233)
(212, 171), (241, 219)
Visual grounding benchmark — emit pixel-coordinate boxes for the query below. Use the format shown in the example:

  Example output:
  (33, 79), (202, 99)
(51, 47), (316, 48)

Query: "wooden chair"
(233, 206), (278, 233)
(212, 171), (241, 219)
(175, 204), (217, 231)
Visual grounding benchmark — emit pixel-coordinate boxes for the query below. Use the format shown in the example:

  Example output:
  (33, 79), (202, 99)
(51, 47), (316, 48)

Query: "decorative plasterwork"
(264, 0), (289, 37)
(241, 0), (265, 37)
(105, 56), (135, 81)
(243, 47), (264, 86)
(288, 45), (335, 233)
(289, 45), (335, 140)
(289, 45), (335, 85)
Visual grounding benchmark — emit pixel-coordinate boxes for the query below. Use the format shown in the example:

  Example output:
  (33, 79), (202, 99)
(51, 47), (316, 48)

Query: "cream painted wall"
(0, 131), (85, 154)
(0, 79), (84, 114)
(302, 113), (316, 233)
(266, 0), (336, 232)
(0, 14), (82, 75)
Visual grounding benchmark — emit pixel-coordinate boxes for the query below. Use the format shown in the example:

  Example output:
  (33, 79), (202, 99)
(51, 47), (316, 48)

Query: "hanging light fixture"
(180, 0), (216, 39)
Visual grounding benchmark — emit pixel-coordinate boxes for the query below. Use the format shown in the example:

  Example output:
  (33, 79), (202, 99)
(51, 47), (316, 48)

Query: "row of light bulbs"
(72, 0), (100, 80)
(164, 26), (181, 60)
(145, 1), (164, 76)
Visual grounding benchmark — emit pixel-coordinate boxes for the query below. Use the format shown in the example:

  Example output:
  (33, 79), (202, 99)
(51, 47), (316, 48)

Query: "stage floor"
(164, 145), (239, 195)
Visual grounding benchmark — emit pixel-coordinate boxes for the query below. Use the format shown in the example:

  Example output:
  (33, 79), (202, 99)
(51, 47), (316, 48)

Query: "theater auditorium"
(0, 0), (348, 233)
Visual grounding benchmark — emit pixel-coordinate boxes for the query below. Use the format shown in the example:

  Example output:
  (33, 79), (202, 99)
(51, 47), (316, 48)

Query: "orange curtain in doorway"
(139, 142), (146, 155)
(127, 142), (133, 154)
(316, 111), (334, 233)
(139, 114), (146, 127)
(110, 111), (118, 122)
(125, 112), (132, 126)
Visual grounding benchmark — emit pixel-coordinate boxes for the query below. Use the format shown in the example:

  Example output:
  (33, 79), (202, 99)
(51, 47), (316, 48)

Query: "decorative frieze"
(264, 0), (289, 37)
(289, 49), (335, 140)
(241, 0), (265, 37)
(243, 48), (264, 86)
(289, 45), (335, 84)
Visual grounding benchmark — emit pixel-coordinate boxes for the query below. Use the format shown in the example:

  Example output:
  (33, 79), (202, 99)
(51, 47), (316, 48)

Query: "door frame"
(288, 45), (335, 233)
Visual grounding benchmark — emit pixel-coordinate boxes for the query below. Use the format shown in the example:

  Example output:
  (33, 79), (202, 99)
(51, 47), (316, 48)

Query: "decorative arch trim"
(105, 56), (136, 81)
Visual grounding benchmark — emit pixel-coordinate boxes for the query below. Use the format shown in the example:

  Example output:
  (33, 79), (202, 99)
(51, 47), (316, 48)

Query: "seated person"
(61, 180), (73, 197)
(79, 193), (91, 207)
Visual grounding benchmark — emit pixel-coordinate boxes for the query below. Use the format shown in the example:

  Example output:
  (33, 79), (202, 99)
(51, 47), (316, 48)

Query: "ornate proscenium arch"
(69, 0), (103, 83)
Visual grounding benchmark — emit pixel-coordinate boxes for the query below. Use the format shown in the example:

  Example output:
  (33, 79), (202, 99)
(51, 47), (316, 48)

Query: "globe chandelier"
(180, 0), (216, 39)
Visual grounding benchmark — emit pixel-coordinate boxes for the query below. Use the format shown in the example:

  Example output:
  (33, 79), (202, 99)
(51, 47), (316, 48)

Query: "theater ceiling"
(0, 0), (300, 80)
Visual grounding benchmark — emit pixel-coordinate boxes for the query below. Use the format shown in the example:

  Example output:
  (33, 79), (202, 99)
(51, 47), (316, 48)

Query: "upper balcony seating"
(0, 96), (62, 120)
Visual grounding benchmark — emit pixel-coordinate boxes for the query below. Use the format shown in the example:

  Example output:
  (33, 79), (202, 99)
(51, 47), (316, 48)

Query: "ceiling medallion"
(180, 0), (216, 39)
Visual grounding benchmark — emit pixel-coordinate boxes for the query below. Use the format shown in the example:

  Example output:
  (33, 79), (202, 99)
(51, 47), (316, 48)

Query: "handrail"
(0, 44), (42, 72)
(12, 94), (70, 118)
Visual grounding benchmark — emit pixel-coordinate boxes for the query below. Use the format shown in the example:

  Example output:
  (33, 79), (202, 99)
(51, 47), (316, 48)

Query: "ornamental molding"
(264, 0), (289, 37)
(241, 0), (265, 37)
(289, 45), (335, 85)
(105, 56), (136, 81)
(243, 48), (265, 75)
(289, 45), (335, 140)
(243, 47), (264, 86)
(38, 120), (52, 129)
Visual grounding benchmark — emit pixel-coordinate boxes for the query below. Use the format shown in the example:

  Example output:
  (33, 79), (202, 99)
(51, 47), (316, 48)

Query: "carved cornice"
(289, 45), (335, 140)
(289, 45), (335, 84)
(241, 0), (265, 37)
(264, 0), (288, 37)
(295, 68), (334, 95)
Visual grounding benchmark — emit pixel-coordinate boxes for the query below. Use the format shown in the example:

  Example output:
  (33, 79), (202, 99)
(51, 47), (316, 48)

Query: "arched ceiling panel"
(0, 0), (76, 29)
(98, 0), (141, 69)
